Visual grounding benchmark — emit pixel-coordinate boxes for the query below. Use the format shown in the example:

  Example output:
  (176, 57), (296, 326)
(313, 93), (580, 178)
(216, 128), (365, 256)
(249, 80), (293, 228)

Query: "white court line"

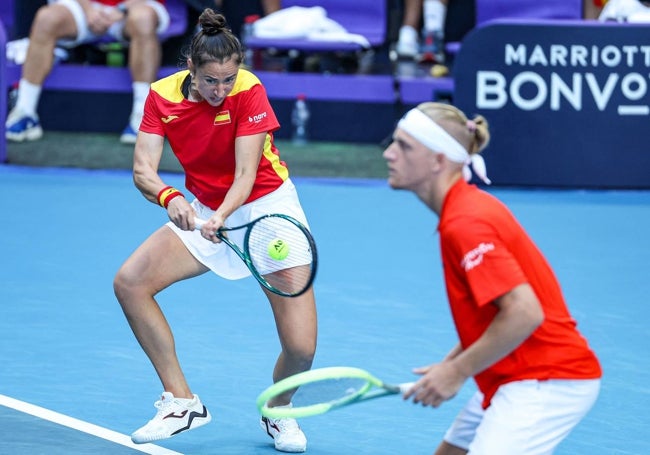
(0, 394), (183, 455)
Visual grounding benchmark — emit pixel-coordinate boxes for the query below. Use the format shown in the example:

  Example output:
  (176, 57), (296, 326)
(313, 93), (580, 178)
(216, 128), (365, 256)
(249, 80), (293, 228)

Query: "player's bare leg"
(267, 286), (317, 406)
(114, 227), (206, 398)
(114, 227), (213, 443)
(262, 286), (316, 452)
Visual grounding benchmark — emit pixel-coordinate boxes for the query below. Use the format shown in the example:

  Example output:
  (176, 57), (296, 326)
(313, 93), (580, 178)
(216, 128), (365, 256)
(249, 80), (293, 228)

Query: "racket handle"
(194, 218), (225, 238)
(399, 382), (416, 394)
(194, 217), (205, 230)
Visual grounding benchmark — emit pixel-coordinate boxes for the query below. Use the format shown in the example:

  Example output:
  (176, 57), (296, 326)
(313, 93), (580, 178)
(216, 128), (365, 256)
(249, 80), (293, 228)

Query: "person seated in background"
(395, 0), (475, 65)
(396, 0), (600, 62)
(396, 0), (448, 62)
(5, 0), (171, 144)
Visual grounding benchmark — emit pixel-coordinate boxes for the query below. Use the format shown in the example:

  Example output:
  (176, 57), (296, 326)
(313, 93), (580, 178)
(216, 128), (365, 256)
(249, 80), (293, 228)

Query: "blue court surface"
(1, 164), (648, 454)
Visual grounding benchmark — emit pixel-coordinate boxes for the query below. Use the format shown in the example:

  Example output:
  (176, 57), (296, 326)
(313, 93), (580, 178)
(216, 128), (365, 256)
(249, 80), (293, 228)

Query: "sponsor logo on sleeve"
(249, 111), (267, 123)
(161, 115), (179, 123)
(460, 242), (495, 271)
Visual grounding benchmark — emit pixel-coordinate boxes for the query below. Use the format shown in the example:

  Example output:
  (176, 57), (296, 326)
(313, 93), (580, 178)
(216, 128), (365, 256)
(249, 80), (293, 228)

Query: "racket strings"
(247, 216), (315, 295)
(290, 378), (369, 408)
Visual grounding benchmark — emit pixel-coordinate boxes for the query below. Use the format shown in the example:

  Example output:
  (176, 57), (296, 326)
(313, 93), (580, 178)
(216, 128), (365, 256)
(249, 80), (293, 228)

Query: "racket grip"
(399, 382), (416, 394)
(194, 217), (205, 230)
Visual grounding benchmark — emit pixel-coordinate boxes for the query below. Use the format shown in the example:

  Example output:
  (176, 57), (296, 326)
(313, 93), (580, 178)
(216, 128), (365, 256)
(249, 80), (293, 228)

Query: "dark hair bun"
(198, 8), (228, 36)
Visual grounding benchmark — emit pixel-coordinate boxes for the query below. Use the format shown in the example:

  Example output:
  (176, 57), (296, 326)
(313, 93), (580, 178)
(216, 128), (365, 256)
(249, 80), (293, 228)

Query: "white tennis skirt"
(167, 179), (310, 280)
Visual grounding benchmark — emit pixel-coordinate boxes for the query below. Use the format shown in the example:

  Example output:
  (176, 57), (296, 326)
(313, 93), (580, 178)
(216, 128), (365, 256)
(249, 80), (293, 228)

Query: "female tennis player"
(383, 102), (602, 454)
(113, 9), (316, 453)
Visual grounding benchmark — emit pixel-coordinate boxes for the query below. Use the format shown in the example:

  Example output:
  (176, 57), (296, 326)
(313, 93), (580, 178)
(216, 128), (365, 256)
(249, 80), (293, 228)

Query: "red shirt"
(140, 69), (287, 210)
(438, 179), (601, 408)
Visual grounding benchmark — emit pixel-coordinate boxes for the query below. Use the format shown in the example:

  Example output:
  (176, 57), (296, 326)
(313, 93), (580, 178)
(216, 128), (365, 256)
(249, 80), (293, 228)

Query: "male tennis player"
(383, 102), (602, 454)
(113, 9), (316, 453)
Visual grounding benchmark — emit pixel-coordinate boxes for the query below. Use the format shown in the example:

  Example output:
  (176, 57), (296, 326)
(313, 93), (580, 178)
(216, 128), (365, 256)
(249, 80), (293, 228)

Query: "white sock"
(130, 81), (150, 130)
(16, 78), (42, 117)
(423, 0), (447, 32)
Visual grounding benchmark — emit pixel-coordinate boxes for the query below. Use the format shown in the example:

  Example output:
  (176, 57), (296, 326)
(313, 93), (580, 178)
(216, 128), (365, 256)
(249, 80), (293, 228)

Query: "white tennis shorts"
(444, 379), (600, 455)
(52, 0), (170, 45)
(167, 179), (311, 280)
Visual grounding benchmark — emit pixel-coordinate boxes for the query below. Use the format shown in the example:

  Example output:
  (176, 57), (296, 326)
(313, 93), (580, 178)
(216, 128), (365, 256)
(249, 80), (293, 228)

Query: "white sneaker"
(131, 392), (211, 444)
(396, 25), (419, 58)
(260, 411), (307, 453)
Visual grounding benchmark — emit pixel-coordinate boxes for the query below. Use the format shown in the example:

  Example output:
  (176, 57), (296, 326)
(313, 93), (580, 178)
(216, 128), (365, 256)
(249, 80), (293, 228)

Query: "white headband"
(397, 108), (491, 185)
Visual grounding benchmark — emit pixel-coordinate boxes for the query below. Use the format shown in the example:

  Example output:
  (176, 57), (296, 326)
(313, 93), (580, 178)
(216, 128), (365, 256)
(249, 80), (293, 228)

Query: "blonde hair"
(416, 102), (490, 155)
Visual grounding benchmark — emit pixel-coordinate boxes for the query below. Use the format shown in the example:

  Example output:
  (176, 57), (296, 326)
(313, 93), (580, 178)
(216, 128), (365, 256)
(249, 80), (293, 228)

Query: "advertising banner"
(454, 20), (650, 188)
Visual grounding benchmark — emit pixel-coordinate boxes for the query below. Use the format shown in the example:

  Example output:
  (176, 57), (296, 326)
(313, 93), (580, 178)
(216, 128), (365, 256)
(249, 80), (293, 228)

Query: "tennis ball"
(268, 238), (289, 261)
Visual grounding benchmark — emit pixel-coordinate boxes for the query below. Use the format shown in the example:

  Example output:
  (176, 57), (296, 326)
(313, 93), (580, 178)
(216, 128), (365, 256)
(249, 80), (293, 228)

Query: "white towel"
(599, 0), (650, 22)
(252, 6), (371, 48)
(6, 38), (69, 65)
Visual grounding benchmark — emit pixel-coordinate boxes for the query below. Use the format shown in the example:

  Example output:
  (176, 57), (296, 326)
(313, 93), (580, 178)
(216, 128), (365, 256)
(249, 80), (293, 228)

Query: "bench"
(397, 75), (454, 105)
(1, 61), (401, 148)
(4, 63), (397, 103)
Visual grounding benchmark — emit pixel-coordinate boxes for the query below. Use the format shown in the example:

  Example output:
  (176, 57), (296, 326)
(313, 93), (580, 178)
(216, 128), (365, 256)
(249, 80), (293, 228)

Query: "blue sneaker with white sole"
(6, 109), (43, 142)
(120, 124), (138, 144)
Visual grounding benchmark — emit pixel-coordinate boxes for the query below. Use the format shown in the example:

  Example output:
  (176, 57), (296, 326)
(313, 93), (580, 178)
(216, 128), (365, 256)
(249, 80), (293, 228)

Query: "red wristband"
(157, 186), (184, 208)
(162, 190), (184, 208)
(157, 186), (173, 206)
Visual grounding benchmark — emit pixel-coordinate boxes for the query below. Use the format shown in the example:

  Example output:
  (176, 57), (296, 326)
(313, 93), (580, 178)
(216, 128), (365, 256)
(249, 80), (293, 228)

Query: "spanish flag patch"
(214, 111), (231, 125)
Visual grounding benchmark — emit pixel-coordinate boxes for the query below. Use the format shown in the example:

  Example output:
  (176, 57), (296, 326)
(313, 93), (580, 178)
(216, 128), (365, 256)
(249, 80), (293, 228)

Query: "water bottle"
(422, 0), (445, 64)
(105, 42), (125, 67)
(291, 94), (310, 146)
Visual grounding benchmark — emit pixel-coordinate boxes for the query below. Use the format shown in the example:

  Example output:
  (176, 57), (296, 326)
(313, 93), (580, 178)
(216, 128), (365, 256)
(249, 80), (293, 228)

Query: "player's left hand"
(403, 361), (467, 408)
(197, 215), (226, 243)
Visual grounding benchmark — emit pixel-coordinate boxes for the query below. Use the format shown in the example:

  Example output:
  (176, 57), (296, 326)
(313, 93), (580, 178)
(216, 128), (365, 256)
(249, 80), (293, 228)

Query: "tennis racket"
(194, 213), (317, 297)
(256, 366), (415, 419)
